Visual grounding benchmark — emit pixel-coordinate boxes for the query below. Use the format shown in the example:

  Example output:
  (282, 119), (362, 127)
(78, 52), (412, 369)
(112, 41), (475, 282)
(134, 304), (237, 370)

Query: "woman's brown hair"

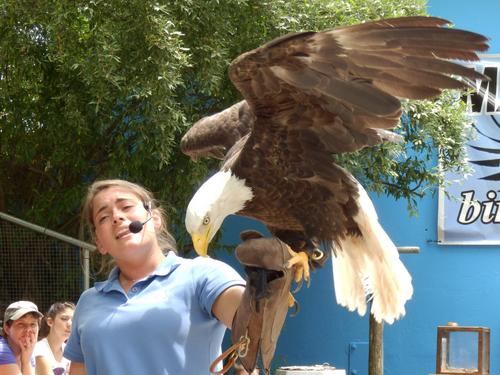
(80, 179), (177, 253)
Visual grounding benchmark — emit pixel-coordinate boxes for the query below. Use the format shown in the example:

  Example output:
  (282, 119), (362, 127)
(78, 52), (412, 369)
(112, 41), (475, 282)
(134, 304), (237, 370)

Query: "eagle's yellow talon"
(286, 247), (311, 287)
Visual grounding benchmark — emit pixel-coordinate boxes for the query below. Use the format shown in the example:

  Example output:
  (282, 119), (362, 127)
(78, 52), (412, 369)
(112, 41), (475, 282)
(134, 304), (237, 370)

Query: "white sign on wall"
(438, 55), (500, 245)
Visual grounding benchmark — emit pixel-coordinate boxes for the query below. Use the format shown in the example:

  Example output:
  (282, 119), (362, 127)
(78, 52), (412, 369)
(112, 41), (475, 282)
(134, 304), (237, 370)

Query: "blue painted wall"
(216, 1), (500, 374)
(428, 0), (500, 54)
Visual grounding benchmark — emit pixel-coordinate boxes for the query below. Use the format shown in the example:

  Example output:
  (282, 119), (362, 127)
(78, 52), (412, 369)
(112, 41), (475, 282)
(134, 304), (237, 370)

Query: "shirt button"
(131, 287), (138, 293)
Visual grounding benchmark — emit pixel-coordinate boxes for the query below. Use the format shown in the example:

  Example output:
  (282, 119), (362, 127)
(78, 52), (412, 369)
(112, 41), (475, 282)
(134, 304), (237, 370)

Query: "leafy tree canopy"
(0, 0), (472, 251)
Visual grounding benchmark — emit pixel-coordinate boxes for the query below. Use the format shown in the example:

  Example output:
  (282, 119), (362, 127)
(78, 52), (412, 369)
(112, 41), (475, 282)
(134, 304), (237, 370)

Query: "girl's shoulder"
(34, 337), (50, 357)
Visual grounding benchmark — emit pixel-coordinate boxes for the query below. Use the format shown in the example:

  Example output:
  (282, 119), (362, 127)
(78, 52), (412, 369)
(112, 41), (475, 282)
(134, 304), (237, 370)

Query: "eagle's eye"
(203, 216), (210, 225)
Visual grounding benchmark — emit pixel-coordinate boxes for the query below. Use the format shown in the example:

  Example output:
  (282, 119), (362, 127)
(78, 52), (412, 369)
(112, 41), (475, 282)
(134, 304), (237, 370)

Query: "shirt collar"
(94, 251), (182, 293)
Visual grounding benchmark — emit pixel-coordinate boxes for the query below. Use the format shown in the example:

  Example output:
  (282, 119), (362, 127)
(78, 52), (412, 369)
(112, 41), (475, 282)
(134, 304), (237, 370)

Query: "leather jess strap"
(209, 335), (250, 375)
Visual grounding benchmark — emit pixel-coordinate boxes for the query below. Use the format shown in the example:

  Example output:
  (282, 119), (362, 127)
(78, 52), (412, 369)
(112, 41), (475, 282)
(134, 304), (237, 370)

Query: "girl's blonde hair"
(81, 179), (177, 253)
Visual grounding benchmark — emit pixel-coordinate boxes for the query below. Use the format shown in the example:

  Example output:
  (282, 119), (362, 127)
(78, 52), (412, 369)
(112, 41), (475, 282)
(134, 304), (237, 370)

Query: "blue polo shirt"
(64, 252), (244, 375)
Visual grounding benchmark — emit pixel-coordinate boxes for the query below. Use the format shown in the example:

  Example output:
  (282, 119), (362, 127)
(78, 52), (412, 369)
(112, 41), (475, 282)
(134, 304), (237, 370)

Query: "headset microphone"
(128, 202), (152, 233)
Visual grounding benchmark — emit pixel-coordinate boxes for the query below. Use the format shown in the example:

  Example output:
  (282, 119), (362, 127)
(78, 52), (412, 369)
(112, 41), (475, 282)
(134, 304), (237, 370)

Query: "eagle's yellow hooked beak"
(191, 226), (211, 257)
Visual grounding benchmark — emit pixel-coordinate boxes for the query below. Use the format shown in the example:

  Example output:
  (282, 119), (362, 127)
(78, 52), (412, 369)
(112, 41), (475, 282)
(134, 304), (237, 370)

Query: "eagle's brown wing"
(180, 101), (254, 160)
(181, 17), (487, 161)
(228, 16), (488, 155)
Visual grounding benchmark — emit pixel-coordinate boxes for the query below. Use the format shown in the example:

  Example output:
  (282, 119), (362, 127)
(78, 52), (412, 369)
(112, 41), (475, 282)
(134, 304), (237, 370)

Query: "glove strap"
(209, 333), (250, 375)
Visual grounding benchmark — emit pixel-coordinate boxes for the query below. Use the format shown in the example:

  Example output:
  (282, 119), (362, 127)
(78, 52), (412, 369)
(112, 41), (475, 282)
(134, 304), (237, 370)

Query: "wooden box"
(436, 324), (490, 375)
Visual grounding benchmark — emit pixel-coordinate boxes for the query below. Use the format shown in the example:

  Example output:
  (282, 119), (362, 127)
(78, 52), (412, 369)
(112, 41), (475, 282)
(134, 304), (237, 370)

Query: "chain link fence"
(0, 212), (94, 317)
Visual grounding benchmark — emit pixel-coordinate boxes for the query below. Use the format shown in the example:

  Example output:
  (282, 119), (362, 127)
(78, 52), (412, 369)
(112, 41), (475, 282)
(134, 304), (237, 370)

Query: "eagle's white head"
(185, 170), (253, 256)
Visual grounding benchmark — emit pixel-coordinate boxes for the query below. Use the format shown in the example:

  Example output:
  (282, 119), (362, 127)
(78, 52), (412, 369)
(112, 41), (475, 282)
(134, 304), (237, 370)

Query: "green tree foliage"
(0, 0), (473, 250)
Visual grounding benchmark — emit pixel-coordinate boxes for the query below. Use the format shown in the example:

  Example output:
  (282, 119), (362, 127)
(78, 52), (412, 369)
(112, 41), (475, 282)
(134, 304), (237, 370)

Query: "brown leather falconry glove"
(231, 230), (294, 375)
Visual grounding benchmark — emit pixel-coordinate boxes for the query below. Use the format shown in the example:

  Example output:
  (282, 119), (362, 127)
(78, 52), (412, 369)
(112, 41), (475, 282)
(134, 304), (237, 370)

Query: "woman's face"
(92, 187), (160, 262)
(4, 313), (39, 351)
(48, 307), (74, 341)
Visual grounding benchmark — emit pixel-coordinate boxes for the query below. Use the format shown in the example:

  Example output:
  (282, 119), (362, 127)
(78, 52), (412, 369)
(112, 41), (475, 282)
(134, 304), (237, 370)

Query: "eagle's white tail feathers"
(331, 185), (413, 324)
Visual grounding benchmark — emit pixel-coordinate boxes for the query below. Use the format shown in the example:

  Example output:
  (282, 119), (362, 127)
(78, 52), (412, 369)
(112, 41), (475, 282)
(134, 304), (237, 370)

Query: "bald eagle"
(182, 16), (488, 323)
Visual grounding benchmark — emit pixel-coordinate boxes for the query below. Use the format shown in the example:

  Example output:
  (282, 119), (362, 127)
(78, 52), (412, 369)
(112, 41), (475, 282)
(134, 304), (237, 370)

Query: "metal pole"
(396, 246), (420, 254)
(82, 248), (90, 290)
(0, 211), (96, 250)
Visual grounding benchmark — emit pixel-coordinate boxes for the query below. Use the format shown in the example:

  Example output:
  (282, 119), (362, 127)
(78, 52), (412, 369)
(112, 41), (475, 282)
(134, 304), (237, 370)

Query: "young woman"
(34, 302), (75, 375)
(63, 179), (245, 375)
(0, 301), (42, 375)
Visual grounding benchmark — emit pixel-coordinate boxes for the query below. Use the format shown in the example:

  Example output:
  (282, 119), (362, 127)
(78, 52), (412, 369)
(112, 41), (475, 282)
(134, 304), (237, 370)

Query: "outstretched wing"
(181, 17), (487, 161)
(228, 16), (488, 155)
(181, 101), (254, 160)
